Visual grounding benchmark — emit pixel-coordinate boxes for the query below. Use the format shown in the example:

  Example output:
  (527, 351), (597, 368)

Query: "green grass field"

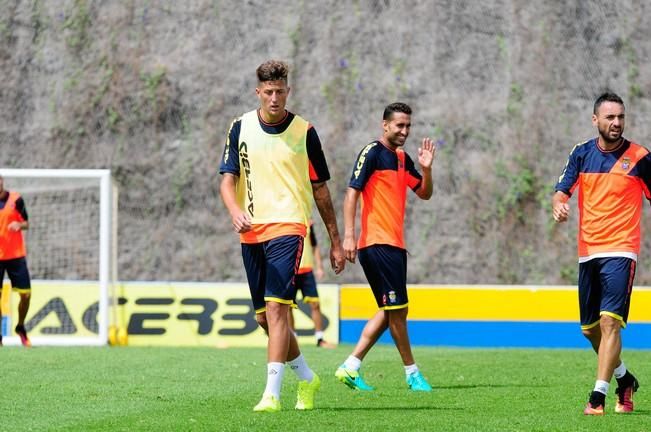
(3, 344), (650, 431)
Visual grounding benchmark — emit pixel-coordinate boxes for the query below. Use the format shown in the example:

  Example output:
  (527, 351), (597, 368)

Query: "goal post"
(0, 169), (116, 346)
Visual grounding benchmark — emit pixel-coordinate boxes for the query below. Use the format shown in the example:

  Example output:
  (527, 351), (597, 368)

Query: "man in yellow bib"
(220, 60), (345, 412)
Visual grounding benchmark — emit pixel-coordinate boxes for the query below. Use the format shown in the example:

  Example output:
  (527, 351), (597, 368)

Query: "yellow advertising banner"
(1, 281), (12, 336)
(11, 281), (339, 346)
(3, 281), (100, 338)
(340, 284), (651, 322)
(1, 281), (11, 315)
(116, 282), (340, 347)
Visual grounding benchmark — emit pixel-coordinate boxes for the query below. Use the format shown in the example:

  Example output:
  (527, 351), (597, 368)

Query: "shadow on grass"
(434, 383), (548, 390)
(318, 405), (464, 412)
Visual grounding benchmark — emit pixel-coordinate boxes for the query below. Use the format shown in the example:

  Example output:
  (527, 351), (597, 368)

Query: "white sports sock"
(343, 355), (362, 371)
(594, 380), (609, 395)
(315, 330), (324, 341)
(263, 362), (285, 399)
(404, 364), (419, 376)
(287, 354), (314, 382)
(613, 362), (627, 379)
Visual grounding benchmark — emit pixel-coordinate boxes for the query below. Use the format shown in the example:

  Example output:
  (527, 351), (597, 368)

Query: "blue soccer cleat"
(406, 371), (432, 392)
(335, 365), (374, 391)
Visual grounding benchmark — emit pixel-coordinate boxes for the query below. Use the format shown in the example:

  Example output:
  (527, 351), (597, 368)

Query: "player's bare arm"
(312, 181), (345, 274)
(552, 191), (570, 223)
(8, 221), (28, 231)
(342, 187), (361, 263)
(219, 173), (252, 233)
(415, 137), (435, 200)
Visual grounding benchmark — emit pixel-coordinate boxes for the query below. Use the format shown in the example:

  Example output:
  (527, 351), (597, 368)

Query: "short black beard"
(599, 129), (622, 145)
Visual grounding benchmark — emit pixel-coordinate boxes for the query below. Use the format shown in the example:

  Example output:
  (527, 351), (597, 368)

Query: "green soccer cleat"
(406, 371), (432, 392)
(253, 393), (281, 412)
(295, 373), (321, 410)
(335, 365), (375, 391)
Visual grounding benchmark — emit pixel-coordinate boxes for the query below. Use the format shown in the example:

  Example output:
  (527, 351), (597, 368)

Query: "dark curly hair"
(256, 60), (289, 83)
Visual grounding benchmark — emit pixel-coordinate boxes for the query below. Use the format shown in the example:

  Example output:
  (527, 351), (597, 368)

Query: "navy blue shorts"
(579, 257), (635, 329)
(241, 235), (304, 313)
(358, 244), (407, 310)
(0, 257), (31, 293)
(295, 271), (319, 303)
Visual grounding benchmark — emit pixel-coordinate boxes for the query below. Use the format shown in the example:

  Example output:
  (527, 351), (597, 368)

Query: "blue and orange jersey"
(349, 140), (422, 249)
(555, 137), (651, 262)
(219, 109), (330, 243)
(0, 191), (28, 260)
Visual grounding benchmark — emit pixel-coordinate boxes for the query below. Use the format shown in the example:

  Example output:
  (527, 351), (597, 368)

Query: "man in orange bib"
(0, 174), (32, 347)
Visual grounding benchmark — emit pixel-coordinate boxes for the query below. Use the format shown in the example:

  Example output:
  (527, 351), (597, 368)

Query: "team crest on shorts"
(388, 290), (397, 304)
(622, 157), (631, 170)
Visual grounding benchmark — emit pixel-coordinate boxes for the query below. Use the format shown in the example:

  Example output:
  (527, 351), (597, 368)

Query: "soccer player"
(219, 60), (345, 412)
(0, 174), (32, 347)
(289, 221), (336, 348)
(553, 92), (645, 415)
(335, 102), (434, 392)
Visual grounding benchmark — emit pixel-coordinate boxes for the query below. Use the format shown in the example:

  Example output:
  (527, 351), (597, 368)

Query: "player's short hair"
(594, 92), (624, 115)
(256, 60), (289, 83)
(383, 102), (412, 120)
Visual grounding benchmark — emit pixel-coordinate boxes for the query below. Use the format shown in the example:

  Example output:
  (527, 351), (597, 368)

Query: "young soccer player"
(335, 102), (435, 391)
(219, 60), (345, 412)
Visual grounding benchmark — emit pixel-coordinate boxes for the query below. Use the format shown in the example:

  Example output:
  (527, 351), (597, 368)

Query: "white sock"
(263, 362), (285, 399)
(343, 355), (362, 371)
(613, 362), (627, 379)
(594, 380), (609, 395)
(287, 354), (314, 382)
(315, 330), (324, 341)
(404, 364), (419, 376)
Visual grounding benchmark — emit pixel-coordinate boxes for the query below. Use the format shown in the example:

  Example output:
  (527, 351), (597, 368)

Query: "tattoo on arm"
(312, 182), (341, 244)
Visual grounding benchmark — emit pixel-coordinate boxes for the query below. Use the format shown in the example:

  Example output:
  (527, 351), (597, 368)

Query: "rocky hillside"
(2, 0), (651, 284)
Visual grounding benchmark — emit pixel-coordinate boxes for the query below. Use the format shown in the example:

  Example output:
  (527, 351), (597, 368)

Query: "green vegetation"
(63, 0), (92, 53)
(3, 345), (649, 431)
(494, 157), (537, 223)
(140, 67), (168, 106)
(506, 82), (524, 118)
(560, 263), (579, 285)
(621, 38), (643, 99)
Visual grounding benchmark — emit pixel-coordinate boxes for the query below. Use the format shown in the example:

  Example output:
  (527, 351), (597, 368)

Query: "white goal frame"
(1, 169), (115, 346)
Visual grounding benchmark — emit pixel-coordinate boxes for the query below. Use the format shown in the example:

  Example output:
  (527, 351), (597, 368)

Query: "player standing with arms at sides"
(0, 174), (32, 347)
(335, 102), (434, 392)
(553, 92), (645, 415)
(219, 60), (345, 412)
(289, 221), (336, 348)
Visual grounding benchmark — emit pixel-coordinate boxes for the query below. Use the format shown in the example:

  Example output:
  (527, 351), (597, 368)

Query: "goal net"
(0, 169), (116, 346)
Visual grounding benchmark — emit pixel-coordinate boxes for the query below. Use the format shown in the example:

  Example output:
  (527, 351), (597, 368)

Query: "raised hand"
(418, 137), (435, 170)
